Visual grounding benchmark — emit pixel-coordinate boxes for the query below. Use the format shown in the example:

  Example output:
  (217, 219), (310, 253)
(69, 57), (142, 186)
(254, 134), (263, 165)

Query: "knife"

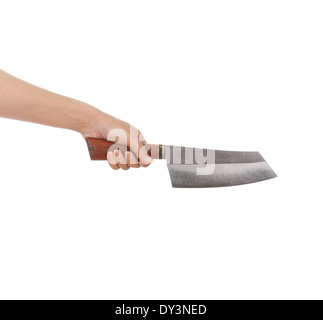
(85, 138), (277, 188)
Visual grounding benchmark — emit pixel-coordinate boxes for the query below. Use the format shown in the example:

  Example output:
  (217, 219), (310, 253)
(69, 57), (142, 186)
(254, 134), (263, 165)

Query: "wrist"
(74, 102), (129, 141)
(79, 109), (111, 139)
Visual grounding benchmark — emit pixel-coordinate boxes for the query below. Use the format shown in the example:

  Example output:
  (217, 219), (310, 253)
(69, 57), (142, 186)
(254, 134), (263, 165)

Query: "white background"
(0, 1), (322, 300)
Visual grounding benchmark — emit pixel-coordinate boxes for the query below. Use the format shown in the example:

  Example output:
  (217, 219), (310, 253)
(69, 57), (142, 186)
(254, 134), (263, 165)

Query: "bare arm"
(0, 70), (151, 169)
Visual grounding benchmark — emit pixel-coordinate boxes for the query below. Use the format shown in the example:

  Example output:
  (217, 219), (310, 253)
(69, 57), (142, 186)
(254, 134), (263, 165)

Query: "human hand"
(82, 114), (153, 170)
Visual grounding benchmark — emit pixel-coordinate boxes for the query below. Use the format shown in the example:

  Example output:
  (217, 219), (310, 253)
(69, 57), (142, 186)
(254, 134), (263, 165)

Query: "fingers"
(112, 135), (152, 169)
(128, 134), (153, 168)
(126, 151), (140, 168)
(106, 126), (152, 170)
(107, 151), (119, 170)
(139, 157), (152, 167)
(107, 150), (129, 170)
(114, 150), (130, 170)
(107, 149), (151, 170)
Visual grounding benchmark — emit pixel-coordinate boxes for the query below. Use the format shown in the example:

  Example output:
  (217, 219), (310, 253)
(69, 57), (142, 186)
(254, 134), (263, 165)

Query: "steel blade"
(164, 146), (277, 188)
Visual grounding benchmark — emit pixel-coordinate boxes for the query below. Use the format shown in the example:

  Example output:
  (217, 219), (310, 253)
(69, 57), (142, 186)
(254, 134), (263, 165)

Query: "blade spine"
(162, 145), (266, 164)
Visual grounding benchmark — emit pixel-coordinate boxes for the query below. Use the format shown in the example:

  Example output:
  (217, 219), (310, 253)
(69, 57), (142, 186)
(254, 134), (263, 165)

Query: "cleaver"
(85, 138), (277, 188)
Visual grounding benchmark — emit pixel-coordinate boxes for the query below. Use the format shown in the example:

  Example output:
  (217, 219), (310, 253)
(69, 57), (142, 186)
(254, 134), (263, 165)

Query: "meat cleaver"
(85, 138), (277, 188)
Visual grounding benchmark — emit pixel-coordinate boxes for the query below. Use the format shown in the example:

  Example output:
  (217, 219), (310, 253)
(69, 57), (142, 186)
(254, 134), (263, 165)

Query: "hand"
(81, 114), (153, 170)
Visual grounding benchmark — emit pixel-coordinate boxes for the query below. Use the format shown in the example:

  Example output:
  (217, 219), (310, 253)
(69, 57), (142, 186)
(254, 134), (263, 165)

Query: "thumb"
(138, 141), (152, 166)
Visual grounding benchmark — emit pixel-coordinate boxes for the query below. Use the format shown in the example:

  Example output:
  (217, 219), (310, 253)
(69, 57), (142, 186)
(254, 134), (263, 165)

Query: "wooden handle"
(85, 138), (162, 161)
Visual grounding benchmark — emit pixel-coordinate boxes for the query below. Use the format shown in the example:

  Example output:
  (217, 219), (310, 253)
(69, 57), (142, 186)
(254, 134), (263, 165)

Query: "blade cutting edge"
(164, 147), (277, 188)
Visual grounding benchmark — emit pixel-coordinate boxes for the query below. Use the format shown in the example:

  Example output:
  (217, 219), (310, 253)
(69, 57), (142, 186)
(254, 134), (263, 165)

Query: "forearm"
(0, 70), (151, 169)
(0, 69), (110, 136)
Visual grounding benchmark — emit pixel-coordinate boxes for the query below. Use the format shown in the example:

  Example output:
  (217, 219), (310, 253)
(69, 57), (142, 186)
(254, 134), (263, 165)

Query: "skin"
(0, 70), (152, 170)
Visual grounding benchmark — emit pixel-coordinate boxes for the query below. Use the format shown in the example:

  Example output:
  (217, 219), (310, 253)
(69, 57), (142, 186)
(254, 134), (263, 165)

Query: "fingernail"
(114, 150), (119, 157)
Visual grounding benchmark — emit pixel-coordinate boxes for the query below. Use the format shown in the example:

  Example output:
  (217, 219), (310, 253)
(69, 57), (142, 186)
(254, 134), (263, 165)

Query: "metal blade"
(164, 146), (277, 188)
